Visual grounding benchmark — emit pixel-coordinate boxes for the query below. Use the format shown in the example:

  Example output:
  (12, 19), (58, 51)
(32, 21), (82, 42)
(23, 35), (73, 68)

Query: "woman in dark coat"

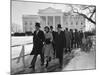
(55, 24), (66, 68)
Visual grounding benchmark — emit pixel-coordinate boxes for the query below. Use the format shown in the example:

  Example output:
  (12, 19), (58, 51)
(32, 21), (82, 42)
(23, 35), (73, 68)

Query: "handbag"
(45, 38), (51, 44)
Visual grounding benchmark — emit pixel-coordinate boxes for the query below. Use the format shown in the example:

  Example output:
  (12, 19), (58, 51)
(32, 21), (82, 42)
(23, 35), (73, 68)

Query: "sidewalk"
(63, 49), (96, 71)
(14, 48), (96, 74)
(15, 51), (74, 74)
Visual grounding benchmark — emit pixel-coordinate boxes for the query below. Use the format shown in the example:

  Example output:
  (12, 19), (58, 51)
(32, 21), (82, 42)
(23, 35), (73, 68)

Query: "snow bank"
(11, 36), (33, 46)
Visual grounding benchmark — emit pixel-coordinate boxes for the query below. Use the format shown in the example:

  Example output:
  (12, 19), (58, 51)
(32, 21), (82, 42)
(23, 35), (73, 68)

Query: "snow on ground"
(11, 36), (33, 58)
(11, 36), (33, 74)
(63, 48), (96, 71)
(11, 36), (33, 46)
(63, 36), (96, 71)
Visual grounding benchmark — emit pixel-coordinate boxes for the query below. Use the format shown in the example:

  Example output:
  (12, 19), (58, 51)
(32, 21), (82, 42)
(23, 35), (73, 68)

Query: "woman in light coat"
(43, 26), (54, 68)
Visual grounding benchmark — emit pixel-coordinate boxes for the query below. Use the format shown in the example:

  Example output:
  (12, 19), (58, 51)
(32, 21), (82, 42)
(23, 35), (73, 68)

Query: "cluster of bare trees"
(67, 4), (96, 25)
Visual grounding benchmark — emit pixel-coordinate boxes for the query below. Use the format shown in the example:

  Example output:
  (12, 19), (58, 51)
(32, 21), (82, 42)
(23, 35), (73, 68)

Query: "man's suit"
(30, 30), (45, 68)
(55, 31), (66, 67)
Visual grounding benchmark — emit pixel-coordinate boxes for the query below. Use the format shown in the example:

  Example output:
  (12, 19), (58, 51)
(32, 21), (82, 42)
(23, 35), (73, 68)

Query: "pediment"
(38, 7), (62, 14)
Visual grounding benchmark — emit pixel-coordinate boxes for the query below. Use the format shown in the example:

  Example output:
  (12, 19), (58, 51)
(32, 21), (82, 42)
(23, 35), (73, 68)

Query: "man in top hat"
(30, 22), (45, 71)
(54, 24), (66, 69)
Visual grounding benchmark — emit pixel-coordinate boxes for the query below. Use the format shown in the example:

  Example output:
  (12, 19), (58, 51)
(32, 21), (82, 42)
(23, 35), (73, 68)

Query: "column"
(53, 16), (55, 30)
(46, 16), (48, 26)
(61, 15), (63, 28)
(23, 18), (24, 32)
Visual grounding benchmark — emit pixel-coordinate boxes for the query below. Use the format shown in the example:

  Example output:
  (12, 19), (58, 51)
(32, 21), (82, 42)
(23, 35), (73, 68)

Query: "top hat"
(50, 26), (53, 29)
(35, 22), (41, 28)
(66, 28), (68, 30)
(57, 24), (62, 28)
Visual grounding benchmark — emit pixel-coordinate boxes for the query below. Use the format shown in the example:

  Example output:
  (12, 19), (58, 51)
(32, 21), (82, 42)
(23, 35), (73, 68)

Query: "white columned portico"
(38, 7), (63, 30)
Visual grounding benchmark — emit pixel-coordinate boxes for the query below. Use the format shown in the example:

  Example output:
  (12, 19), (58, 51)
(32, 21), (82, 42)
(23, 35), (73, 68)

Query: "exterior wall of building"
(23, 13), (85, 32)
(22, 15), (39, 32)
(63, 14), (85, 31)
(39, 16), (46, 30)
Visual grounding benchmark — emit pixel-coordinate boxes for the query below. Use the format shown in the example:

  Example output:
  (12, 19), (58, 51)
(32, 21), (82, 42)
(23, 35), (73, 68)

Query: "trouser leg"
(80, 39), (82, 47)
(74, 41), (76, 48)
(71, 40), (73, 49)
(45, 56), (49, 68)
(40, 51), (44, 65)
(59, 56), (63, 68)
(31, 54), (38, 68)
(52, 42), (55, 56)
(76, 40), (78, 48)
(70, 40), (72, 49)
(59, 52), (63, 68)
(77, 41), (79, 48)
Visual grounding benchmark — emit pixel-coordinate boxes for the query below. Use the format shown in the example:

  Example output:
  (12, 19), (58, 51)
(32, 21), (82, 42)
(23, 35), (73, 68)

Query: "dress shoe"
(29, 66), (33, 68)
(29, 65), (35, 69)
(59, 65), (63, 69)
(32, 67), (35, 72)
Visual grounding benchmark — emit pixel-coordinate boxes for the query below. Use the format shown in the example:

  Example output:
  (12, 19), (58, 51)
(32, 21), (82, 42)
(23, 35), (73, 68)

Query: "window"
(81, 22), (83, 25)
(30, 22), (32, 25)
(25, 21), (27, 25)
(71, 22), (73, 25)
(76, 22), (78, 25)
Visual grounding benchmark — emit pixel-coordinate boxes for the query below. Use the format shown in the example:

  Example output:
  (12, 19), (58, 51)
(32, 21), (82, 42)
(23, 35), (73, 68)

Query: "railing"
(11, 42), (33, 74)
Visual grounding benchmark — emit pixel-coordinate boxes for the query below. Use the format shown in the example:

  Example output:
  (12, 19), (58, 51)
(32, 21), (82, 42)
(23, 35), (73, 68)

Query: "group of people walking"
(64, 28), (84, 53)
(29, 22), (84, 71)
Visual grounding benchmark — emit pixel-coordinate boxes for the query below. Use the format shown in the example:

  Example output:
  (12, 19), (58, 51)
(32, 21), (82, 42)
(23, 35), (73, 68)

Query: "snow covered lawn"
(11, 36), (33, 74)
(11, 36), (33, 58)
(11, 36), (33, 46)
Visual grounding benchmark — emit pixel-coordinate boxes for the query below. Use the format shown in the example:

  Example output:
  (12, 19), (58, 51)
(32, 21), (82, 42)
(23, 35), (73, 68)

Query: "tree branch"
(90, 7), (96, 18)
(68, 5), (96, 25)
(73, 11), (96, 24)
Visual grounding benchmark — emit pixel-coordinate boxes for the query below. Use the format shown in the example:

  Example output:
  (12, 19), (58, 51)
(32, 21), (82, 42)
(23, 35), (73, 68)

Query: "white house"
(23, 7), (85, 32)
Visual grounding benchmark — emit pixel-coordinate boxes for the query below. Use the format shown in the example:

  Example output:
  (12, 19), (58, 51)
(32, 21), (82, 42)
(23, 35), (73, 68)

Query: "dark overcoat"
(65, 30), (71, 48)
(51, 31), (56, 47)
(55, 31), (66, 58)
(52, 31), (56, 41)
(74, 31), (79, 43)
(30, 30), (45, 55)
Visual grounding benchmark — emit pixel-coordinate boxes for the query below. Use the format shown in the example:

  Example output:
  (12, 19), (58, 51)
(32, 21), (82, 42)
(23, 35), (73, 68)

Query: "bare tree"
(67, 5), (96, 25)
